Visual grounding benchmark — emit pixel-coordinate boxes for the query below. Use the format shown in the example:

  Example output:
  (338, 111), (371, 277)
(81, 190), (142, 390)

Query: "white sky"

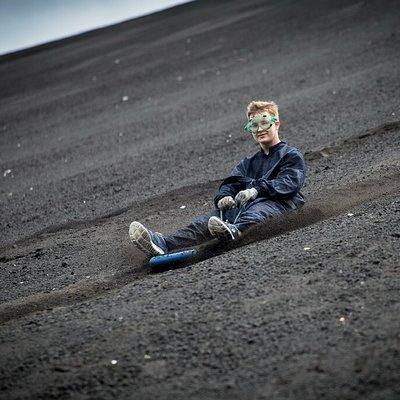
(0, 0), (192, 56)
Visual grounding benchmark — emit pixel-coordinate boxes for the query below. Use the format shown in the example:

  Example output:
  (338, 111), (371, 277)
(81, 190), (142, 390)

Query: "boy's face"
(248, 112), (280, 147)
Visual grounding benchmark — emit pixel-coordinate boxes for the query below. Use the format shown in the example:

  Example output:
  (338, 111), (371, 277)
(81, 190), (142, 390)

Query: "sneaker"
(208, 216), (242, 241)
(129, 221), (168, 257)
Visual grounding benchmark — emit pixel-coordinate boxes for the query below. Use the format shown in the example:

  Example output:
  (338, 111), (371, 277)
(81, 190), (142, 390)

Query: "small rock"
(3, 169), (11, 177)
(303, 247), (311, 251)
(122, 96), (129, 102)
(111, 360), (118, 365)
(320, 150), (329, 158)
(54, 366), (69, 372)
(180, 205), (186, 209)
(347, 213), (354, 217)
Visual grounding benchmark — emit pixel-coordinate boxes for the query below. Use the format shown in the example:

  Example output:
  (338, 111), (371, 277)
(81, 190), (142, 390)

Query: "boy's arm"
(250, 151), (306, 199)
(213, 160), (249, 207)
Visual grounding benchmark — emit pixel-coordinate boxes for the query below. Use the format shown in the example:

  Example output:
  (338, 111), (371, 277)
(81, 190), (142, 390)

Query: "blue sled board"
(149, 249), (198, 267)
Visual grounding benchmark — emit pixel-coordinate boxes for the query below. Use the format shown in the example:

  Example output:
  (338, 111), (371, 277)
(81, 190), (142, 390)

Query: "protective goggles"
(244, 114), (278, 134)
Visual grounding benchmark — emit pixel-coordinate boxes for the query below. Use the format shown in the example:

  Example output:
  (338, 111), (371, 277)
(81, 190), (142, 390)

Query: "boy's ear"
(275, 120), (281, 129)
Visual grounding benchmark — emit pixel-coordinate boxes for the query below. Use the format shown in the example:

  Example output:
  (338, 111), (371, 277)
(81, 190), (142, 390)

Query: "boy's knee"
(192, 210), (218, 228)
(236, 207), (283, 230)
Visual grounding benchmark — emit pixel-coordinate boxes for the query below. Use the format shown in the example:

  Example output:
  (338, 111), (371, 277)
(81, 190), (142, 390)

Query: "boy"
(129, 100), (307, 257)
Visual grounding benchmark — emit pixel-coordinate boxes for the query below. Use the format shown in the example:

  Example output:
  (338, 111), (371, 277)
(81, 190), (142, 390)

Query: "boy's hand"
(217, 196), (235, 211)
(235, 188), (258, 206)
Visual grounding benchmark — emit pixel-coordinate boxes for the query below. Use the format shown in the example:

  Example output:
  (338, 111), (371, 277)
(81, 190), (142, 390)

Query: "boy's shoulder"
(278, 141), (305, 158)
(285, 144), (303, 154)
(239, 150), (261, 164)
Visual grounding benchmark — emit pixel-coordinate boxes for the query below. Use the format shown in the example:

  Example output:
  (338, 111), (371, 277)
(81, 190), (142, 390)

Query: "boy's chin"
(257, 138), (272, 146)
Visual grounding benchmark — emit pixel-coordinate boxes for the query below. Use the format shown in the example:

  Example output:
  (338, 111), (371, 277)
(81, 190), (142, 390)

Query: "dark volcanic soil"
(0, 0), (399, 399)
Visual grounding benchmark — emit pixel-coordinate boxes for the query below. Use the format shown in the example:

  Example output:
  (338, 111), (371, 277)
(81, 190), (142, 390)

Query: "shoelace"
(219, 206), (244, 224)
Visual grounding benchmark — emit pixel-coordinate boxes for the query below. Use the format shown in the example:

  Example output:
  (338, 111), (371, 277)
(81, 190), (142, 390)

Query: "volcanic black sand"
(0, 0), (399, 399)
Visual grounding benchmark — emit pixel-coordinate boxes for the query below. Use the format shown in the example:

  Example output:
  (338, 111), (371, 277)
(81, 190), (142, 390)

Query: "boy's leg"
(234, 199), (286, 233)
(163, 210), (220, 251)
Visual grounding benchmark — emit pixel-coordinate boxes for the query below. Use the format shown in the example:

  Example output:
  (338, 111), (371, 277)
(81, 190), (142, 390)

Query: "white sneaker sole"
(129, 222), (165, 257)
(208, 216), (237, 240)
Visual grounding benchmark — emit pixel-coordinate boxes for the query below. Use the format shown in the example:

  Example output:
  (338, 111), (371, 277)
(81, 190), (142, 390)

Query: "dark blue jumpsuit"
(163, 141), (307, 251)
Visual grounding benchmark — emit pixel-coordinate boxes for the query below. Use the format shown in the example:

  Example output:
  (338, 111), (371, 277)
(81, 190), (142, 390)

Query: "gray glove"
(235, 188), (258, 206)
(217, 196), (235, 211)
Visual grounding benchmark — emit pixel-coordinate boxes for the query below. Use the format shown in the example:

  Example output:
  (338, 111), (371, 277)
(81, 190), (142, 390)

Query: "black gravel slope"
(0, 0), (399, 399)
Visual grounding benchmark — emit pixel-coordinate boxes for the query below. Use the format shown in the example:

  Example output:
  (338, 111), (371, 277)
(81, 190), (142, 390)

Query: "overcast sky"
(0, 0), (192, 56)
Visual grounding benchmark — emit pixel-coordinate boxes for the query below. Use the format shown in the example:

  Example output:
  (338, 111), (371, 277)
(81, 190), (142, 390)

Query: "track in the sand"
(0, 170), (398, 325)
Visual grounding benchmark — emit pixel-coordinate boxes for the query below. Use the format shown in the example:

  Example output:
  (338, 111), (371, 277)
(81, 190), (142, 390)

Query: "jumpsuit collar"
(260, 141), (286, 156)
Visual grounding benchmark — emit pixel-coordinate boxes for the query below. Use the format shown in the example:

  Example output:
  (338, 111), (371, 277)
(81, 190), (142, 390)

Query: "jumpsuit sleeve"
(250, 151), (306, 199)
(213, 159), (249, 207)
